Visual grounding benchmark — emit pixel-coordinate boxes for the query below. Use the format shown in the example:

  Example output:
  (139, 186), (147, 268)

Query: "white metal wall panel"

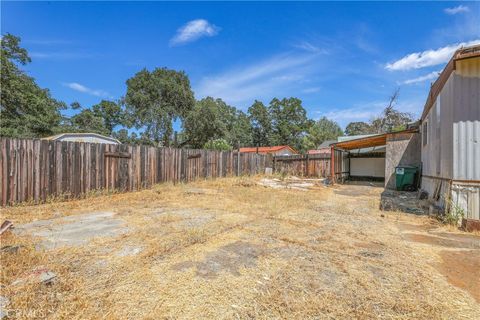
(350, 158), (385, 177)
(451, 182), (480, 220)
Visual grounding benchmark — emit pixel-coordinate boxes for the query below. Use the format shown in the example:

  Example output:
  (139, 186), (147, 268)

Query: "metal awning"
(332, 128), (418, 151)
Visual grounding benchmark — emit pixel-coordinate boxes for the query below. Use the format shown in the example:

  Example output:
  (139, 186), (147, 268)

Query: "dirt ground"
(1, 176), (479, 319)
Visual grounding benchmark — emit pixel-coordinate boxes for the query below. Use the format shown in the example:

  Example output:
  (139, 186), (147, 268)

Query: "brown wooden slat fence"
(273, 154), (331, 178)
(0, 138), (266, 206)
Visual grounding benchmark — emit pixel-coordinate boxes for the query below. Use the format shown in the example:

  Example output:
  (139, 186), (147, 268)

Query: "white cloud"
(444, 5), (470, 15)
(194, 52), (321, 107)
(385, 39), (480, 71)
(63, 82), (110, 97)
(402, 71), (440, 85)
(170, 19), (220, 46)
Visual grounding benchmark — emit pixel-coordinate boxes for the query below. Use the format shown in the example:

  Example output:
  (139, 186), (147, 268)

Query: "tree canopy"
(302, 117), (343, 150)
(0, 33), (65, 137)
(269, 98), (312, 151)
(248, 100), (272, 147)
(124, 67), (195, 146)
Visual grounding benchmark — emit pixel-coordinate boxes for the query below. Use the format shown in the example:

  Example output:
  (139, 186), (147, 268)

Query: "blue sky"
(2, 1), (479, 129)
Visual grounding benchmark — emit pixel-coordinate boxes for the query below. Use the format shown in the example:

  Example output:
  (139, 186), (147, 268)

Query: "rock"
(11, 266), (57, 286)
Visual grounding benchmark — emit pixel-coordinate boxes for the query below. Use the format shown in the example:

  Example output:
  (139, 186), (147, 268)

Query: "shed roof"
(42, 133), (121, 144)
(318, 140), (337, 148)
(332, 128), (417, 150)
(421, 44), (480, 120)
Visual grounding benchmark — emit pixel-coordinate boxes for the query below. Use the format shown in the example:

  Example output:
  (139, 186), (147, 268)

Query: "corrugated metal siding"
(452, 58), (480, 181)
(453, 121), (480, 180)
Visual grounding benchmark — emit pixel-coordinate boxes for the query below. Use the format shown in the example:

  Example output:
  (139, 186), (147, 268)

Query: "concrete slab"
(15, 211), (129, 249)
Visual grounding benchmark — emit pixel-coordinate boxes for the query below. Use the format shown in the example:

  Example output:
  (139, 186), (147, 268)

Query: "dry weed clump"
(1, 176), (479, 319)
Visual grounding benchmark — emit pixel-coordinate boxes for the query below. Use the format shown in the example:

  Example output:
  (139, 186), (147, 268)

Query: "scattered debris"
(257, 177), (323, 191)
(11, 266), (57, 287)
(380, 189), (426, 215)
(417, 190), (429, 200)
(0, 221), (13, 236)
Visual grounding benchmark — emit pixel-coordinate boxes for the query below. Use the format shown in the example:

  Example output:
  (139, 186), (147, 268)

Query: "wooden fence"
(0, 138), (266, 206)
(273, 154), (331, 178)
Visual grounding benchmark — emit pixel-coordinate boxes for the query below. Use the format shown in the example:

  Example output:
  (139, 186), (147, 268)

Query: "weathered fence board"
(0, 138), (266, 206)
(273, 154), (331, 178)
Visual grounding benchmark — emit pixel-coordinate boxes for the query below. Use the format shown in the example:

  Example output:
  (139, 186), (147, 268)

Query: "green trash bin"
(395, 166), (418, 191)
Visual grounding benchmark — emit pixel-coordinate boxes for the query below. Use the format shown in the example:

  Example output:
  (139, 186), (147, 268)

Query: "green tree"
(124, 67), (195, 146)
(183, 97), (230, 148)
(183, 97), (252, 148)
(344, 121), (373, 136)
(302, 117), (343, 151)
(248, 100), (271, 146)
(226, 110), (252, 148)
(269, 97), (311, 151)
(203, 138), (232, 151)
(92, 100), (124, 134)
(0, 33), (65, 137)
(113, 129), (141, 145)
(70, 109), (108, 134)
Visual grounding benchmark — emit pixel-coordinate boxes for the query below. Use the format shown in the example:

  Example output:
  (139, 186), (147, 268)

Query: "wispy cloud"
(402, 71), (440, 85)
(30, 52), (94, 59)
(63, 82), (110, 98)
(385, 39), (480, 71)
(26, 39), (73, 45)
(292, 41), (327, 54)
(444, 5), (470, 15)
(170, 19), (220, 46)
(195, 52), (321, 106)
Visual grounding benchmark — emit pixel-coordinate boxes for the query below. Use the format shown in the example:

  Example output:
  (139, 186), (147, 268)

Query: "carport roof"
(332, 128), (417, 150)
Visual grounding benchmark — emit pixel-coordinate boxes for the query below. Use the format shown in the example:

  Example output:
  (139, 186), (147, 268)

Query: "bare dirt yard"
(1, 176), (479, 319)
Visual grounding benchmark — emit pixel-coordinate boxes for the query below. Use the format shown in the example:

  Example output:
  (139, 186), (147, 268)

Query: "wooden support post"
(330, 146), (335, 184)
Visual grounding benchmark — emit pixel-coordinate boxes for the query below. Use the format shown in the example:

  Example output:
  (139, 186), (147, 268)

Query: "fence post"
(305, 154), (309, 177)
(237, 151), (241, 176)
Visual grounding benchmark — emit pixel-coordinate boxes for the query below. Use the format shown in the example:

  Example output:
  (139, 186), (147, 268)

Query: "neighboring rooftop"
(239, 145), (298, 154)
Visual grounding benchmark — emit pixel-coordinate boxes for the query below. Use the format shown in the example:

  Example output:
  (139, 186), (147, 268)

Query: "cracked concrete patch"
(15, 211), (129, 249)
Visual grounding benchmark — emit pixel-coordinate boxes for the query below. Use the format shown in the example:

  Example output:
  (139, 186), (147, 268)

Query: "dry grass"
(1, 176), (479, 319)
